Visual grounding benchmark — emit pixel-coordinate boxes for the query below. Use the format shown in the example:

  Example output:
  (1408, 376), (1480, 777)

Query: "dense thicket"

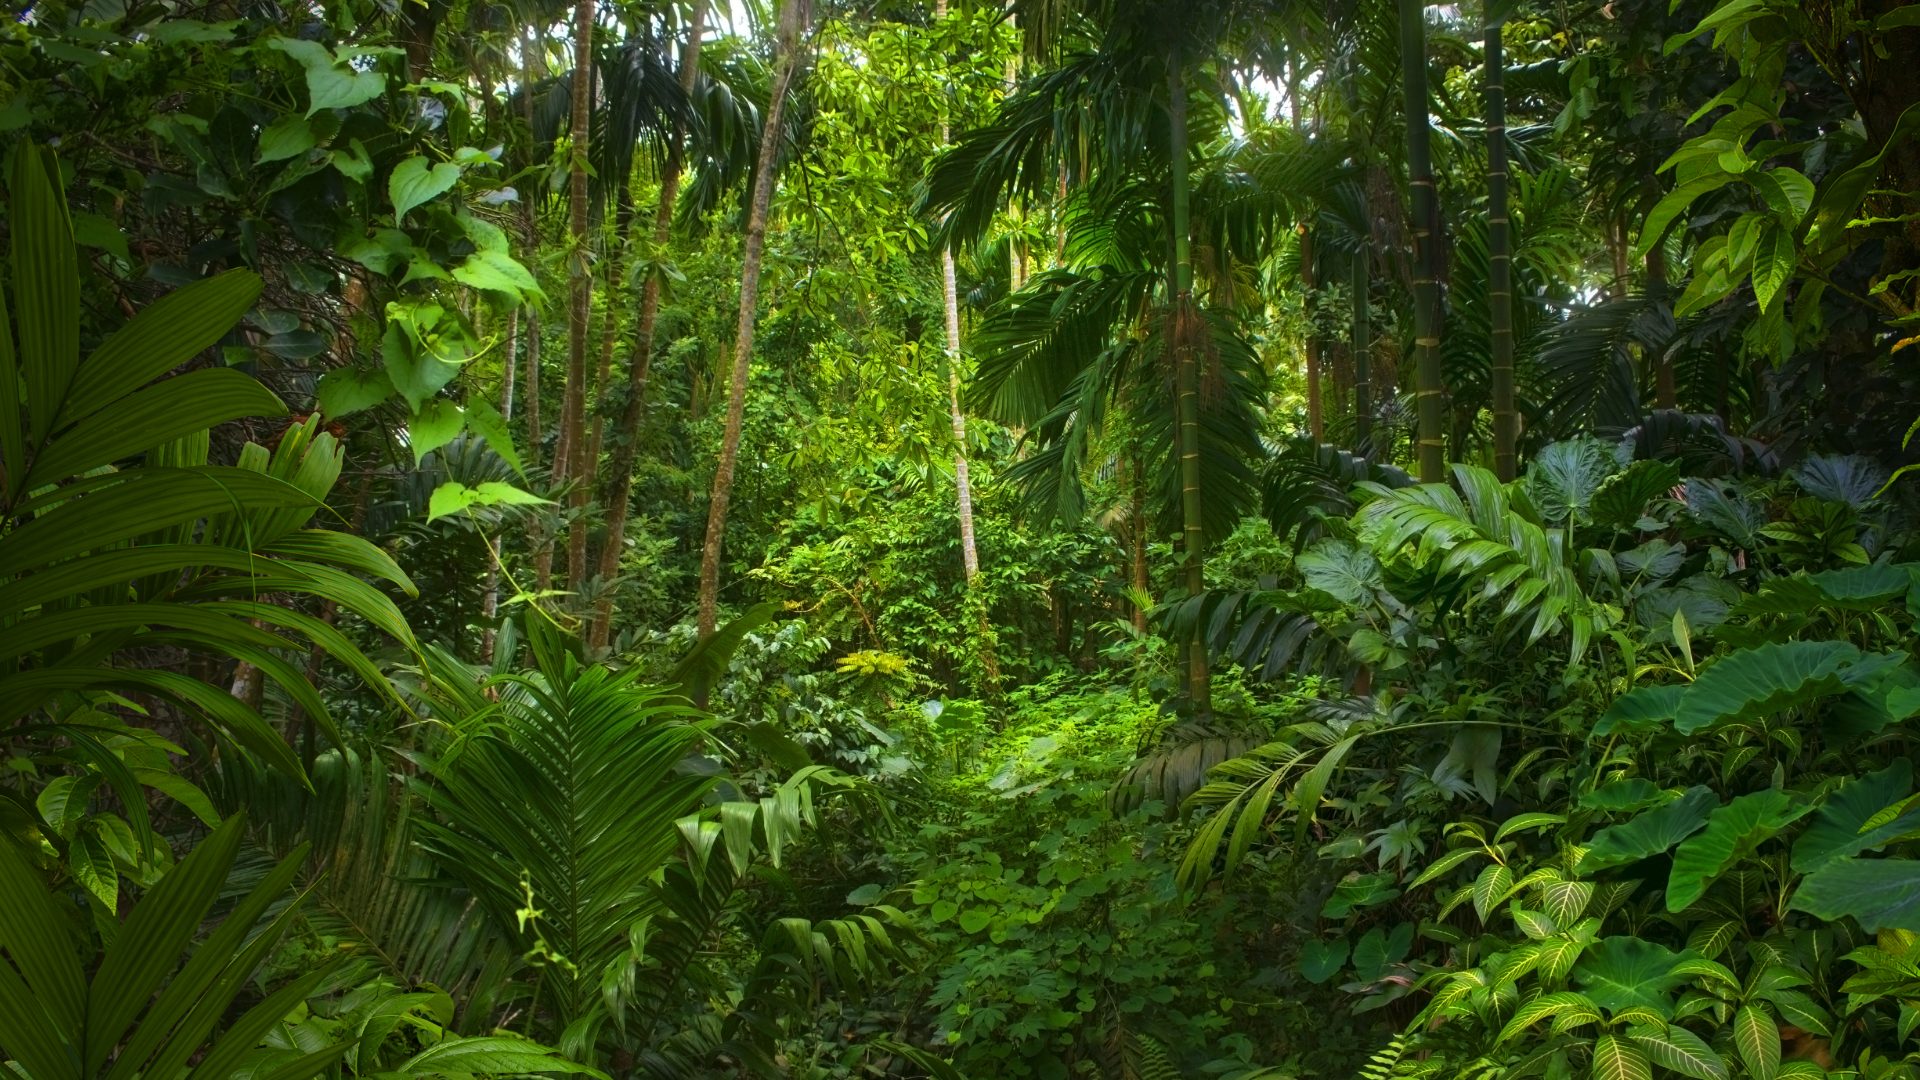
(3, 0), (1920, 1076)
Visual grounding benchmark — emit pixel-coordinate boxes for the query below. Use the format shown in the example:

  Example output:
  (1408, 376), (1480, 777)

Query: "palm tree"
(926, 1), (1298, 714)
(1400, 0), (1446, 481)
(590, 1), (710, 650)
(1486, 11), (1516, 480)
(697, 0), (813, 643)
(561, 0), (596, 588)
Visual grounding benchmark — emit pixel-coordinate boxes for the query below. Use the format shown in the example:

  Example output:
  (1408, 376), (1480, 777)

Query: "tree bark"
(1300, 225), (1324, 442)
(481, 305), (521, 664)
(1486, 22), (1517, 482)
(1352, 239), (1373, 451)
(1648, 243), (1677, 409)
(561, 0), (596, 591)
(586, 191), (635, 474)
(695, 0), (811, 642)
(1168, 56), (1209, 716)
(1402, 0), (1446, 482)
(588, 1), (708, 650)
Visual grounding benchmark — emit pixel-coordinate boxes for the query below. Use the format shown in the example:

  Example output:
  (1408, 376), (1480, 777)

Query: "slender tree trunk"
(1486, 22), (1517, 482)
(561, 0), (596, 590)
(1300, 225), (1324, 441)
(1130, 452), (1149, 633)
(1352, 241), (1373, 451)
(521, 26), (555, 596)
(1401, 0), (1445, 482)
(1167, 56), (1209, 716)
(1648, 244), (1678, 409)
(588, 1), (708, 650)
(586, 192), (634, 474)
(696, 0), (810, 642)
(934, 0), (995, 684)
(480, 304), (521, 662)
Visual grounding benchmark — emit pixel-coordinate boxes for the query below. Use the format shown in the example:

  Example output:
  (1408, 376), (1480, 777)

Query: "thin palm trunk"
(522, 25), (555, 596)
(586, 192), (635, 473)
(1648, 244), (1677, 408)
(481, 304), (521, 662)
(1352, 241), (1372, 451)
(934, 0), (994, 685)
(1486, 22), (1517, 482)
(696, 0), (810, 643)
(588, 2), (708, 650)
(561, 0), (596, 589)
(1167, 56), (1209, 715)
(1130, 452), (1149, 633)
(1401, 0), (1445, 482)
(1300, 226), (1324, 441)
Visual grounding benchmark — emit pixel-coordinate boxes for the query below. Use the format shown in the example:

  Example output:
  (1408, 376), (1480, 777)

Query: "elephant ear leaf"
(1666, 790), (1811, 912)
(1792, 858), (1920, 932)
(1674, 640), (1891, 734)
(1574, 937), (1688, 1018)
(1581, 786), (1717, 873)
(1793, 760), (1919, 873)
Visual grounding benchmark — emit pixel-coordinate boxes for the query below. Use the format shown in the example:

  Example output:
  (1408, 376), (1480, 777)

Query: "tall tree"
(1167, 51), (1209, 715)
(1485, 15), (1517, 481)
(562, 0), (597, 588)
(696, 0), (812, 641)
(590, 1), (709, 650)
(1400, 0), (1445, 482)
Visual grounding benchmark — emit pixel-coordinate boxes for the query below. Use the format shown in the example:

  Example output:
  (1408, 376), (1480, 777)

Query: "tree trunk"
(1167, 56), (1209, 716)
(481, 304), (521, 663)
(1352, 240), (1373, 451)
(1401, 0), (1445, 482)
(587, 191), (635, 473)
(1648, 243), (1677, 409)
(522, 26), (555, 597)
(695, 0), (810, 643)
(588, 1), (708, 650)
(1130, 452), (1149, 633)
(561, 0), (596, 591)
(1486, 22), (1517, 482)
(1300, 226), (1324, 441)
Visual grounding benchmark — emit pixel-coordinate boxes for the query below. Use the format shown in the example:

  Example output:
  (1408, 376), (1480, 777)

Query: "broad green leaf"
(451, 248), (540, 299)
(269, 37), (386, 115)
(389, 155), (461, 224)
(1581, 779), (1672, 813)
(397, 1035), (606, 1078)
(256, 114), (316, 163)
(1592, 1033), (1652, 1080)
(408, 399), (463, 465)
(1792, 858), (1920, 931)
(1750, 167), (1814, 225)
(1574, 937), (1689, 1018)
(1299, 937), (1348, 984)
(1541, 880), (1594, 927)
(26, 368), (285, 489)
(1734, 1004), (1780, 1080)
(314, 366), (395, 418)
(1750, 224), (1795, 312)
(1675, 640), (1873, 734)
(12, 144), (80, 447)
(1474, 862), (1516, 922)
(425, 481), (553, 522)
(462, 395), (524, 478)
(1635, 171), (1738, 257)
(1793, 760), (1919, 873)
(1595, 685), (1684, 736)
(1626, 1023), (1728, 1080)
(1297, 540), (1383, 605)
(1666, 789), (1810, 911)
(1582, 787), (1717, 873)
